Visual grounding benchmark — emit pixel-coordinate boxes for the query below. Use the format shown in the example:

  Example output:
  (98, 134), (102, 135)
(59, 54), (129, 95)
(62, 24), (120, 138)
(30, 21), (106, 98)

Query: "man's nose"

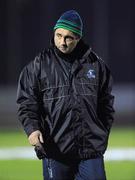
(60, 37), (66, 45)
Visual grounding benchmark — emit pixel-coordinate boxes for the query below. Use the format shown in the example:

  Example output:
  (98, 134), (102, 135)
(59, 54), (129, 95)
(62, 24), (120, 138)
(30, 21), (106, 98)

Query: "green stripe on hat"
(57, 19), (81, 30)
(54, 24), (82, 36)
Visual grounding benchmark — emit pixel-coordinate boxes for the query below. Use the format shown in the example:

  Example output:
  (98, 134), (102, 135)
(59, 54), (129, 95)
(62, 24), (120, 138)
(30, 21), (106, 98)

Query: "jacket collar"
(50, 38), (91, 63)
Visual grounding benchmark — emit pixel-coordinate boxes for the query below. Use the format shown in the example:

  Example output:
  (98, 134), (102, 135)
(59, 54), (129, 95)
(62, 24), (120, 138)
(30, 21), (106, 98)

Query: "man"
(17, 10), (115, 180)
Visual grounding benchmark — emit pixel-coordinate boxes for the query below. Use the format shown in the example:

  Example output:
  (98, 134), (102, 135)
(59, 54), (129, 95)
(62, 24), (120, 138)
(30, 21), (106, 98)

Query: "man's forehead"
(55, 28), (75, 37)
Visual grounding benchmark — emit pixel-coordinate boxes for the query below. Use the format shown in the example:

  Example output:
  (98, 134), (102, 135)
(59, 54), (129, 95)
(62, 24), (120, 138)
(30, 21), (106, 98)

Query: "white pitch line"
(0, 147), (135, 161)
(0, 147), (36, 160)
(104, 148), (135, 161)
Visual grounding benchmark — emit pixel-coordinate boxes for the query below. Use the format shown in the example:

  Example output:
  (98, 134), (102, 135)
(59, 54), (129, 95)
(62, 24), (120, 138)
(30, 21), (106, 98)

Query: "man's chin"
(59, 49), (69, 54)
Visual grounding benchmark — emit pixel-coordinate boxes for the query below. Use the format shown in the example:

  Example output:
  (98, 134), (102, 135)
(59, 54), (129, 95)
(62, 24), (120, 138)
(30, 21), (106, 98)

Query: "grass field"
(0, 127), (135, 180)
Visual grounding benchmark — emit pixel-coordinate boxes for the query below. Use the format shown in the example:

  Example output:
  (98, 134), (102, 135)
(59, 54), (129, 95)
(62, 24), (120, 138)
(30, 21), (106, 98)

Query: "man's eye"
(66, 37), (74, 41)
(57, 34), (61, 38)
(67, 37), (72, 41)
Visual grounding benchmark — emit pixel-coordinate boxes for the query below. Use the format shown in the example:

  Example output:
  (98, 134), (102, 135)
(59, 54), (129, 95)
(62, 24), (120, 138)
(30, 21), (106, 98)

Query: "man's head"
(54, 10), (83, 54)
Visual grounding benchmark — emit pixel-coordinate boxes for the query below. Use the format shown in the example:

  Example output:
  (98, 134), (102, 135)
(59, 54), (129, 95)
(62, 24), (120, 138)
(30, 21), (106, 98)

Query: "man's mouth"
(60, 45), (67, 50)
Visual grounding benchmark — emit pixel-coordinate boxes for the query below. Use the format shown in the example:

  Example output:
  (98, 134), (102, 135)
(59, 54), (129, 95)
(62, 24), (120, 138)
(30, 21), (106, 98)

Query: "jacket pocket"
(42, 85), (70, 101)
(75, 81), (98, 97)
(40, 77), (70, 100)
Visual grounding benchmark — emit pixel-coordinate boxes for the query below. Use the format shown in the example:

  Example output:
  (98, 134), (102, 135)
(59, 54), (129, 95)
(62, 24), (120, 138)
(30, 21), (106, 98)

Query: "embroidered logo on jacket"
(87, 69), (96, 79)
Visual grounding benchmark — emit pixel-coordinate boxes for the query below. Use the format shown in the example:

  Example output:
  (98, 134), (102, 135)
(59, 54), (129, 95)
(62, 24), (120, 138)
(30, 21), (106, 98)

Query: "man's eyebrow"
(56, 32), (74, 39)
(56, 32), (61, 35)
(65, 35), (74, 39)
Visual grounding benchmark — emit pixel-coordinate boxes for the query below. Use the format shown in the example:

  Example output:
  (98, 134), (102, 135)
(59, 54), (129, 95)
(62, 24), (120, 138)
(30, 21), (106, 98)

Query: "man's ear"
(77, 37), (81, 43)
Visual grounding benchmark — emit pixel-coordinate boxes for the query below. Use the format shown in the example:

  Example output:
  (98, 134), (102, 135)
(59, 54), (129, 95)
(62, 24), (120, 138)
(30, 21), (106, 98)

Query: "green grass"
(0, 160), (42, 180)
(108, 127), (135, 147)
(105, 161), (135, 180)
(0, 127), (135, 180)
(0, 130), (29, 147)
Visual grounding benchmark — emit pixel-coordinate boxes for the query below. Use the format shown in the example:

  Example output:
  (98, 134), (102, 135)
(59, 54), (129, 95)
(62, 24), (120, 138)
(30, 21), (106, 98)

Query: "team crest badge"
(87, 69), (96, 79)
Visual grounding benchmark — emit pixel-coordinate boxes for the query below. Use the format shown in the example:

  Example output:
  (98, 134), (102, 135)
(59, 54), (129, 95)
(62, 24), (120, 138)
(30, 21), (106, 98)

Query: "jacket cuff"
(24, 125), (40, 137)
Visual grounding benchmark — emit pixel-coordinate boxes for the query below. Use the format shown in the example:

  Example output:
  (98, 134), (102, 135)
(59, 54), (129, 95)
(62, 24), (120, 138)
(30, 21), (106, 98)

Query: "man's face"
(54, 28), (80, 54)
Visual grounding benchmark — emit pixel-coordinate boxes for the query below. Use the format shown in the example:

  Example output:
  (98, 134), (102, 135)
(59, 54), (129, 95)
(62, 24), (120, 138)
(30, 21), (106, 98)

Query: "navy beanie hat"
(54, 10), (83, 37)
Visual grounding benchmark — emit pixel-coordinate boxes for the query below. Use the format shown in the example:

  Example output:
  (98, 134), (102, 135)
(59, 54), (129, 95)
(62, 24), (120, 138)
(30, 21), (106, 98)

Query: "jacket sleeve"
(16, 58), (41, 136)
(97, 61), (115, 131)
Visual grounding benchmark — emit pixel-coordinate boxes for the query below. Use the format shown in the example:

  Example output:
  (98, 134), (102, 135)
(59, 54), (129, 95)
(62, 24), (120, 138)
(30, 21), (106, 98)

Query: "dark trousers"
(42, 156), (106, 180)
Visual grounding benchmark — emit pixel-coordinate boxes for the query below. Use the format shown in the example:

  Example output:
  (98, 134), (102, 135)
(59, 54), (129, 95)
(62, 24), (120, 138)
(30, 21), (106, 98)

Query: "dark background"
(0, 0), (134, 128)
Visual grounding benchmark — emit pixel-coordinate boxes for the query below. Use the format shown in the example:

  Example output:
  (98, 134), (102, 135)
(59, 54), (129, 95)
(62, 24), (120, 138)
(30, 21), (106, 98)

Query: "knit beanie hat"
(54, 10), (83, 37)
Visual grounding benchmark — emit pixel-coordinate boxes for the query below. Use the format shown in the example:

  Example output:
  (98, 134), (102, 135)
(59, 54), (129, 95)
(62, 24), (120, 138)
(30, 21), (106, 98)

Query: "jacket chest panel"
(40, 61), (99, 100)
(40, 64), (70, 100)
(73, 63), (99, 97)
